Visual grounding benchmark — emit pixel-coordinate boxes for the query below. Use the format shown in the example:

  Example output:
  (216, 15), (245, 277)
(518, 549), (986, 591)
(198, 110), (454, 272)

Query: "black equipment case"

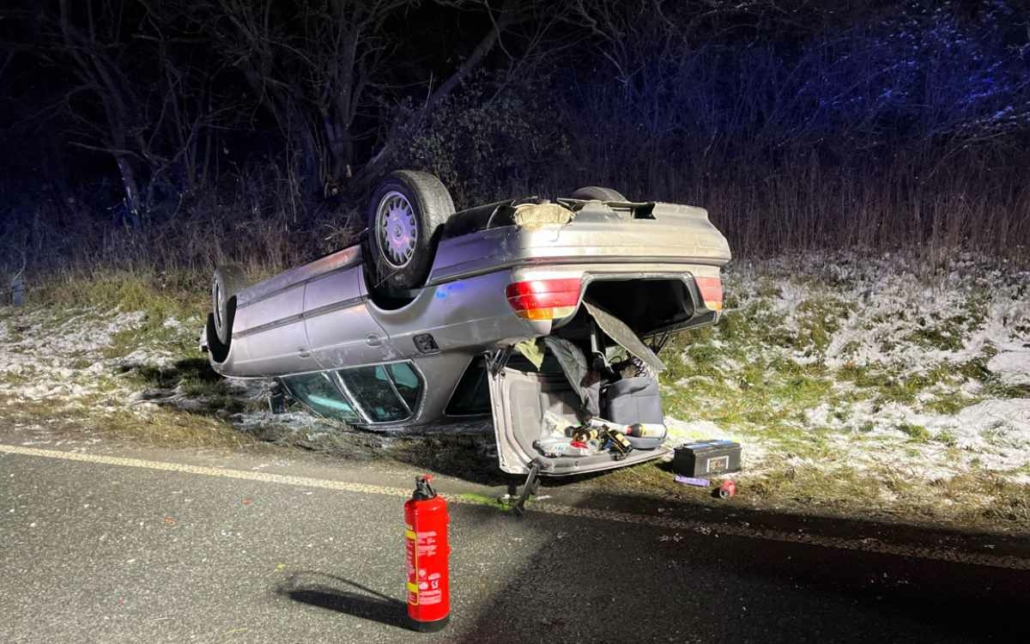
(672, 440), (741, 477)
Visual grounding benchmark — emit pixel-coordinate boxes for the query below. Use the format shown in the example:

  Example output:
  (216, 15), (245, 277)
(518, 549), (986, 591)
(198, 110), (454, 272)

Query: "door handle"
(298, 349), (311, 358)
(366, 334), (383, 347)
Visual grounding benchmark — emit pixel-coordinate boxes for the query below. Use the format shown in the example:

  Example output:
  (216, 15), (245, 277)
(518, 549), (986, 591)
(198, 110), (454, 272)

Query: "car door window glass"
(281, 372), (360, 423)
(337, 363), (423, 423)
(386, 363), (421, 410)
(445, 357), (492, 416)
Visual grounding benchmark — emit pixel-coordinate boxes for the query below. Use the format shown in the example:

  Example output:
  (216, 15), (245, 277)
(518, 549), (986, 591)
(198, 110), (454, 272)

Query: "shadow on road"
(260, 482), (1030, 642)
(276, 571), (410, 630)
(452, 491), (1030, 644)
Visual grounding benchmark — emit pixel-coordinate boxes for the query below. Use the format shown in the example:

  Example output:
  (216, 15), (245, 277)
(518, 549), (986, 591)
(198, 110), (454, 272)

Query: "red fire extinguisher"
(404, 475), (450, 632)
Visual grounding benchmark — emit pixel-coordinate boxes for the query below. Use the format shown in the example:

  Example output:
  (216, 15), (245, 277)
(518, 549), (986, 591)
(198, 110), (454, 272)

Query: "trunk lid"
(487, 360), (669, 476)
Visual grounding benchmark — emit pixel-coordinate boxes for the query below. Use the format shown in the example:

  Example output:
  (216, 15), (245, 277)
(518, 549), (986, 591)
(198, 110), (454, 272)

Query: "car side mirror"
(269, 383), (291, 414)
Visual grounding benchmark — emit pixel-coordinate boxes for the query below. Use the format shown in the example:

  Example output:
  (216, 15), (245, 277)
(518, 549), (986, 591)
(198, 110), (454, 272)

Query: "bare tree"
(208, 0), (549, 195)
(47, 0), (228, 224)
(56, 0), (147, 223)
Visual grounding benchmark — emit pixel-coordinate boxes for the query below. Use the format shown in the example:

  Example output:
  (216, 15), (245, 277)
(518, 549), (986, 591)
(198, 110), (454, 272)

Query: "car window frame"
(278, 370), (363, 424)
(384, 362), (422, 411)
(278, 360), (425, 426)
(333, 360), (426, 426)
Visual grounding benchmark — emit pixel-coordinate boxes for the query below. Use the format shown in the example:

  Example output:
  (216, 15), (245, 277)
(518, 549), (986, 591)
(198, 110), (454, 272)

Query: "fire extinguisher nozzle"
(413, 475), (437, 500)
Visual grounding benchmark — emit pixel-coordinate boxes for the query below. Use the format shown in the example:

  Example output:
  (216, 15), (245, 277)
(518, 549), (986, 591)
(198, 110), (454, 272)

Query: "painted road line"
(1, 443), (1027, 571)
(0, 444), (413, 499)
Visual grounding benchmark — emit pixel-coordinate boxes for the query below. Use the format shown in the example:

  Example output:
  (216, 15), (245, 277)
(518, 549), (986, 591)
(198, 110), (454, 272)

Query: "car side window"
(281, 372), (361, 423)
(337, 362), (423, 423)
(445, 356), (492, 416)
(386, 363), (421, 410)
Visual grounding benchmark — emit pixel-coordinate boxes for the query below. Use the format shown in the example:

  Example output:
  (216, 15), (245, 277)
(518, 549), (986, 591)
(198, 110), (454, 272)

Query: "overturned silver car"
(202, 171), (730, 478)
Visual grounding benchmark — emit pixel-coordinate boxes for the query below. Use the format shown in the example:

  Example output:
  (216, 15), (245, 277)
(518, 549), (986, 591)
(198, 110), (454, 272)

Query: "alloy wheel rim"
(377, 191), (418, 269)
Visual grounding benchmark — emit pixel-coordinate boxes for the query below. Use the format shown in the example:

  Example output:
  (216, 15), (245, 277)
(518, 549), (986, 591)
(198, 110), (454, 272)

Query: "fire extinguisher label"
(406, 528), (444, 605)
(416, 530), (439, 557)
(405, 530), (419, 605)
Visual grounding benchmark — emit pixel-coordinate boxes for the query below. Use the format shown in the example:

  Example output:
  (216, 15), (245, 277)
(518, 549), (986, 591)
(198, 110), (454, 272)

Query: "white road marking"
(0, 444), (412, 498)
(2, 443), (1027, 571)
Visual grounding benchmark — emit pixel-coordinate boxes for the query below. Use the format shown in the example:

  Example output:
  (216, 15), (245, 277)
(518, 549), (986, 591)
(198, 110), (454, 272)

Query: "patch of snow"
(684, 253), (1030, 489)
(162, 316), (184, 330)
(932, 398), (1030, 457)
(802, 395), (1030, 478)
(666, 417), (725, 440)
(987, 351), (1030, 386)
(118, 347), (178, 369)
(232, 410), (327, 433)
(728, 253), (1030, 377)
(0, 307), (163, 407)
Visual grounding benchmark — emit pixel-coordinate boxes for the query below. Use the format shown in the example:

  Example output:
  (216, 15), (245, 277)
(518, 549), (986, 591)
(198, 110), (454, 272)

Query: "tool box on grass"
(672, 440), (741, 477)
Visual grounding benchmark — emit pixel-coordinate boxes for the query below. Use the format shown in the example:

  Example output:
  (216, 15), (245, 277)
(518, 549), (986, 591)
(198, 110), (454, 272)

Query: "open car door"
(486, 356), (670, 477)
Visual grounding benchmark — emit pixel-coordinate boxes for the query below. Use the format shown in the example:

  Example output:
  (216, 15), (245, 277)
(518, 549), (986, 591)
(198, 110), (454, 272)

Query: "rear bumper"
(427, 206), (731, 286)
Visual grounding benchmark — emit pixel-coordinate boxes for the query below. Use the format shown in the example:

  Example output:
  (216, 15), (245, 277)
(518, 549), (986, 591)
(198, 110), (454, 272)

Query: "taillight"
(505, 278), (582, 320)
(695, 276), (723, 311)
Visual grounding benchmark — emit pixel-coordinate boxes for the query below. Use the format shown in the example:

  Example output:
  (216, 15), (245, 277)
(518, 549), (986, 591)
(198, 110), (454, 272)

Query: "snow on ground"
(665, 251), (1030, 489)
(735, 253), (1029, 371)
(0, 306), (316, 442)
(988, 351), (1030, 386)
(805, 398), (1030, 480)
(0, 309), (145, 400)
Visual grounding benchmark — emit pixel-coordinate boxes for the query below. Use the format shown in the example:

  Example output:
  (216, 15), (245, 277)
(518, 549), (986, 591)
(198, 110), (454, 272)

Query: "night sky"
(1, 0), (1028, 268)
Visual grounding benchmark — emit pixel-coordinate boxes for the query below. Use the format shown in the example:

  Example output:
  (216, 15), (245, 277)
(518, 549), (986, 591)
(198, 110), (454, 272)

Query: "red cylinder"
(404, 475), (450, 632)
(718, 480), (737, 499)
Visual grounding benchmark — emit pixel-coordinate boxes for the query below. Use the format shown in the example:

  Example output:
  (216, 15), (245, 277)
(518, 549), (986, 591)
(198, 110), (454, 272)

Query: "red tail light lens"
(695, 276), (723, 311)
(506, 278), (582, 320)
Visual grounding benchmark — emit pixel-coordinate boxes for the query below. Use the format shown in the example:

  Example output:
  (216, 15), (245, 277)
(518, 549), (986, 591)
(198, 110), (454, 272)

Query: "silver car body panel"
(304, 264), (394, 369)
(236, 245), (362, 308)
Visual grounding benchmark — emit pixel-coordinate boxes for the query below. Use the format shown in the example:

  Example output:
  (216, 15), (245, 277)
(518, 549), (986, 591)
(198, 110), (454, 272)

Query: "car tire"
(367, 170), (455, 291)
(211, 265), (248, 345)
(571, 186), (628, 202)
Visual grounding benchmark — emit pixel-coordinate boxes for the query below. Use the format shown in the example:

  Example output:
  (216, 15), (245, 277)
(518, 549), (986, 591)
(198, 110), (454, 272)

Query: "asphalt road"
(2, 443), (1028, 644)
